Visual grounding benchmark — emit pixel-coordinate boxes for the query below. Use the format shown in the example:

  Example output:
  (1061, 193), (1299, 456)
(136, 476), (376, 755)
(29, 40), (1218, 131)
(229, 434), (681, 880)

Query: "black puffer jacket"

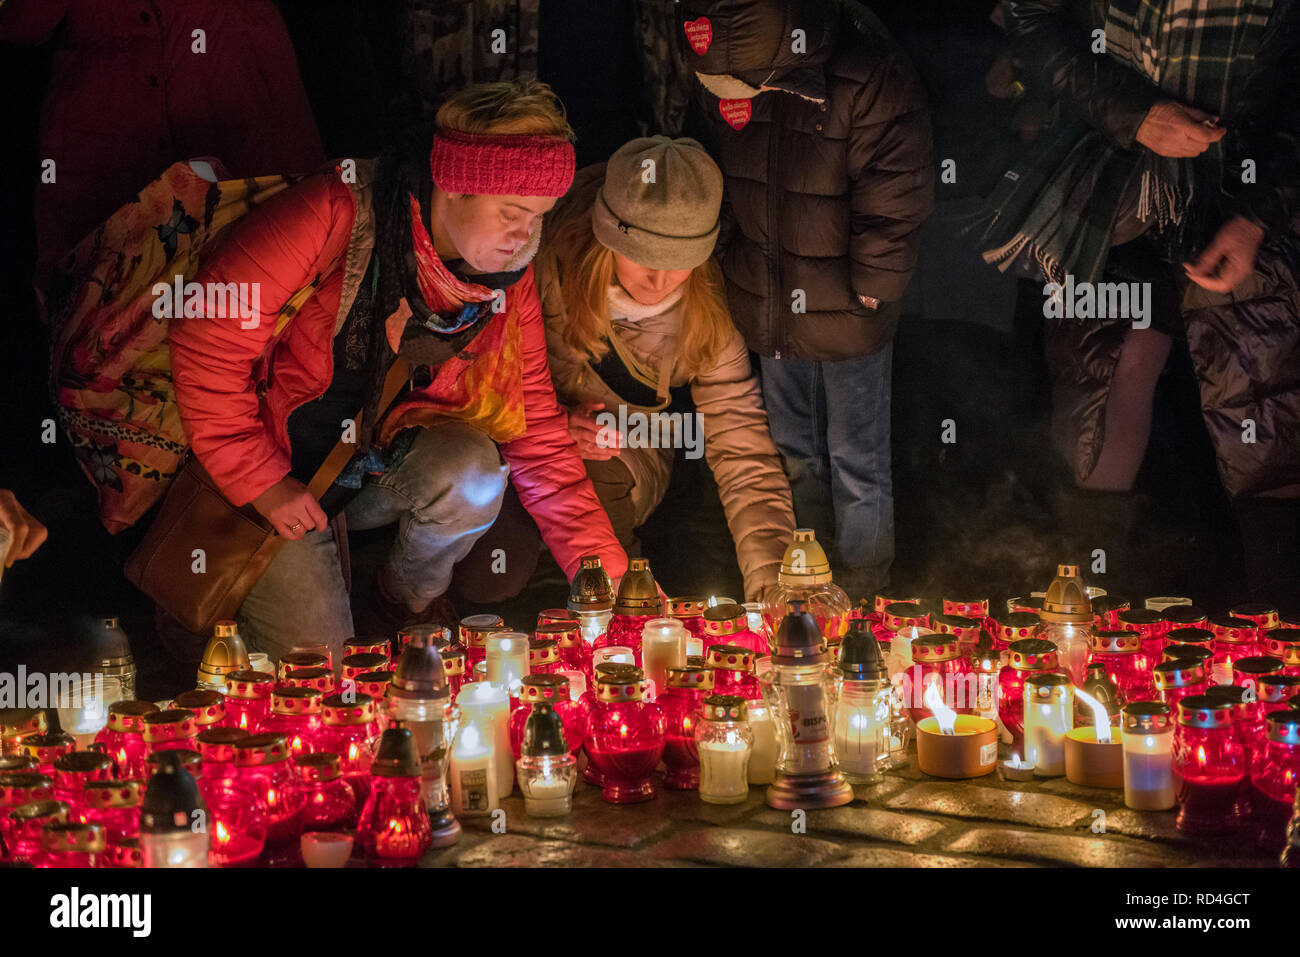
(681, 0), (934, 360)
(1009, 0), (1300, 499)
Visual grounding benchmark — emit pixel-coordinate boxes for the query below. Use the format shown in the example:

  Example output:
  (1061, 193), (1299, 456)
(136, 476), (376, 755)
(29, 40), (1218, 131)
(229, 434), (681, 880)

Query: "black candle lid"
(522, 703), (570, 758)
(839, 622), (886, 680)
(139, 751), (206, 833)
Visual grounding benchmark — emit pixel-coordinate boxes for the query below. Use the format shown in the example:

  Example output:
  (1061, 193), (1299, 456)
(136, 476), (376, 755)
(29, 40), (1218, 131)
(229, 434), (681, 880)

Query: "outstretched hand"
(1184, 216), (1265, 293)
(0, 489), (48, 567)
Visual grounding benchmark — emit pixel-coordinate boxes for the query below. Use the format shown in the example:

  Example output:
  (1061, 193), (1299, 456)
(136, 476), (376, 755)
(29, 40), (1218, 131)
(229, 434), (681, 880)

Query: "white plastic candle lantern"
(641, 618), (687, 701)
(484, 632), (529, 695)
(449, 721), (499, 816)
(457, 682), (512, 800)
(1122, 701), (1175, 810)
(1022, 673), (1072, 776)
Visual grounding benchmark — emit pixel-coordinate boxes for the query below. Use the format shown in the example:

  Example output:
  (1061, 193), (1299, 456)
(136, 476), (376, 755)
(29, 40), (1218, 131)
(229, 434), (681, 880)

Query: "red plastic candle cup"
(1250, 710), (1300, 851)
(706, 644), (762, 701)
(998, 638), (1063, 749)
(1153, 658), (1210, 714)
(702, 603), (767, 658)
(509, 675), (584, 761)
(903, 635), (974, 724)
(1231, 602), (1280, 633)
(1117, 609), (1169, 661)
(1264, 629), (1300, 677)
(658, 665), (714, 789)
(80, 778), (143, 844)
(50, 751), (111, 819)
(319, 693), (381, 815)
(1172, 695), (1246, 835)
(260, 687), (326, 758)
(1089, 630), (1157, 704)
(296, 751), (358, 831)
(222, 670), (276, 733)
(231, 733), (307, 845)
(1209, 615), (1262, 672)
(93, 700), (160, 780)
(173, 689), (229, 730)
(459, 613), (506, 680)
(933, 613), (983, 659)
(583, 668), (665, 804)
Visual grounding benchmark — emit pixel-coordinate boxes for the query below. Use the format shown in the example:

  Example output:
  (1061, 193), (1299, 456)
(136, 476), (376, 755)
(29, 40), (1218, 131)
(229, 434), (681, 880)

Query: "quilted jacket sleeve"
(691, 326), (796, 599)
(847, 46), (935, 304)
(500, 271), (630, 583)
(1004, 0), (1162, 149)
(169, 173), (353, 506)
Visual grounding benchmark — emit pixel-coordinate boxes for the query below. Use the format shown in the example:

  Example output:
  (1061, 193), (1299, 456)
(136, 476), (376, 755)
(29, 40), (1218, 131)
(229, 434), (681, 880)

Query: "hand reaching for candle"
(567, 402), (622, 460)
(1183, 215), (1265, 292)
(0, 489), (48, 568)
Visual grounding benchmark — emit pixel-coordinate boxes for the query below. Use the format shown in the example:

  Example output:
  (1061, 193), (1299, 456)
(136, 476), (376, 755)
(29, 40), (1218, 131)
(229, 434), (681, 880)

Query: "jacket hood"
(680, 0), (838, 99)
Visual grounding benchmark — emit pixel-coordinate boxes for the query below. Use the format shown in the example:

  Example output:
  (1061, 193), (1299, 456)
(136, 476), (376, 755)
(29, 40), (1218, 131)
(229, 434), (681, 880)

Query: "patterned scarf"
(980, 0), (1274, 285)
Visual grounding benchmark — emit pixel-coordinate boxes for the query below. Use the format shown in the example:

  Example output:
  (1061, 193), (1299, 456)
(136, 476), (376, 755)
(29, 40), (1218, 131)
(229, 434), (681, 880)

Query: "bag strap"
(304, 355), (411, 500)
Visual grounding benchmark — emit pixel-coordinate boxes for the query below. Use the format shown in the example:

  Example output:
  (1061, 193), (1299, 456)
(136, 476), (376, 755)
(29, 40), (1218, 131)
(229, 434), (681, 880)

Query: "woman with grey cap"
(454, 136), (796, 603)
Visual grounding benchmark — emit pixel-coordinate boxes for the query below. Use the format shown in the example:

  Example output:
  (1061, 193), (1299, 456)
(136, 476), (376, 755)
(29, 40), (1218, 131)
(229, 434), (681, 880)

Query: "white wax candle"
(685, 635), (703, 658)
(1122, 730), (1175, 810)
(746, 704), (778, 784)
(458, 682), (513, 800)
(560, 670), (587, 700)
(485, 632), (529, 691)
(449, 723), (499, 816)
(1023, 698), (1070, 776)
(833, 704), (879, 775)
(699, 739), (751, 804)
(641, 619), (687, 700)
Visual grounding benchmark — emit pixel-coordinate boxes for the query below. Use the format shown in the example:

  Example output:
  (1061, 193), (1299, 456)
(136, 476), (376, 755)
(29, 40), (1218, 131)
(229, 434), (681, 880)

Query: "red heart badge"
(719, 98), (752, 131)
(683, 17), (713, 55)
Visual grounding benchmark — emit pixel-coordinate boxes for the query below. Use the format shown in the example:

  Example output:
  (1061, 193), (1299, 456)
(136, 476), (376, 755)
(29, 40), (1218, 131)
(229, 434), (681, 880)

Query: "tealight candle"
(915, 679), (997, 778)
(1000, 752), (1035, 782)
(300, 831), (353, 868)
(1064, 688), (1123, 789)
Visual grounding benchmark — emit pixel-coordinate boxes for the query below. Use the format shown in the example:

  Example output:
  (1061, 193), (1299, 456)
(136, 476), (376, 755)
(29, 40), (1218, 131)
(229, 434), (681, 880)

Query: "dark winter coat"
(1010, 0), (1300, 499)
(682, 0), (934, 360)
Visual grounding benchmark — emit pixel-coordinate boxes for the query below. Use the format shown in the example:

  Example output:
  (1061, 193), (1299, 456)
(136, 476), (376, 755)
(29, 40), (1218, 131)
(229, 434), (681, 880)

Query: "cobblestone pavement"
(418, 750), (1279, 868)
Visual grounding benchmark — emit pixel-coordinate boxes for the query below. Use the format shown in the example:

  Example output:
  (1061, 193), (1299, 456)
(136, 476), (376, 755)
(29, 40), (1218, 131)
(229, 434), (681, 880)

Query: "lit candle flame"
(1196, 744), (1207, 769)
(1073, 687), (1113, 744)
(923, 677), (957, 735)
(215, 821), (230, 843)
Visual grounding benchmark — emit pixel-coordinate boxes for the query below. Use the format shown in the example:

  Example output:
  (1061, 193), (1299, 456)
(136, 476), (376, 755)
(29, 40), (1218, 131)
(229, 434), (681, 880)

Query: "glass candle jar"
(761, 529), (851, 645)
(640, 618), (688, 699)
(0, 772), (54, 854)
(1089, 630), (1156, 704)
(1260, 675), (1300, 717)
(932, 614), (982, 660)
(6, 799), (69, 864)
(1251, 710), (1300, 851)
(275, 650), (329, 682)
(221, 671), (275, 732)
(1203, 685), (1259, 822)
(536, 608), (578, 628)
(696, 695), (754, 805)
(261, 687), (326, 759)
(283, 667), (335, 696)
(1264, 629), (1300, 677)
(584, 667), (666, 804)
(992, 612), (1041, 654)
(658, 665), (713, 790)
(833, 628), (893, 784)
(138, 751), (210, 868)
(319, 693), (381, 814)
(516, 703), (578, 818)
(1023, 673), (1073, 776)
(484, 632), (530, 694)
(903, 635), (975, 724)
(1154, 658), (1210, 714)
(702, 604), (767, 658)
(509, 675), (585, 761)
(195, 727), (247, 782)
(296, 752), (357, 831)
(33, 821), (105, 868)
(94, 700), (160, 779)
(200, 765), (267, 867)
(232, 733), (307, 845)
(667, 597), (709, 655)
(527, 637), (564, 677)
(1117, 608), (1169, 662)
(173, 689), (229, 731)
(538, 620), (589, 685)
(1209, 615), (1262, 680)
(1122, 701), (1175, 810)
(357, 725), (432, 865)
(457, 682), (513, 801)
(81, 778), (143, 844)
(50, 751), (111, 818)
(142, 708), (199, 758)
(459, 613), (506, 678)
(341, 653), (389, 685)
(21, 731), (75, 776)
(387, 637), (459, 847)
(707, 644), (762, 701)
(1172, 695), (1246, 835)
(568, 554), (616, 649)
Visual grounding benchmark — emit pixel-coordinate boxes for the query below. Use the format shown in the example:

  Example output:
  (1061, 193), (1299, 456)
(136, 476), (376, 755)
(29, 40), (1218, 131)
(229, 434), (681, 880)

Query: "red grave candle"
(222, 670), (276, 732)
(997, 638), (1061, 747)
(1231, 602), (1280, 633)
(1153, 658), (1210, 714)
(21, 732), (75, 776)
(583, 668), (665, 804)
(658, 665), (714, 790)
(199, 768), (267, 867)
(578, 663), (640, 787)
(1088, 630), (1156, 704)
(1163, 605), (1210, 630)
(992, 612), (1042, 654)
(357, 725), (432, 865)
(142, 708), (199, 760)
(50, 752), (111, 820)
(1117, 609), (1169, 662)
(537, 620), (590, 685)
(260, 687), (326, 758)
(706, 644), (762, 701)
(439, 646), (468, 701)
(296, 751), (357, 831)
(173, 689), (230, 730)
(459, 614), (506, 680)
(1260, 675), (1300, 717)
(195, 726), (248, 782)
(31, 821), (105, 869)
(904, 635), (974, 724)
(81, 778), (143, 844)
(93, 700), (160, 780)
(6, 799), (69, 864)
(528, 637), (564, 676)
(1209, 615), (1262, 671)
(668, 597), (709, 650)
(509, 675), (585, 761)
(275, 651), (328, 682)
(1264, 629), (1300, 677)
(318, 693), (382, 813)
(702, 604), (767, 658)
(0, 772), (54, 855)
(1251, 710), (1300, 851)
(231, 733), (307, 845)
(1172, 696), (1247, 835)
(932, 613), (982, 659)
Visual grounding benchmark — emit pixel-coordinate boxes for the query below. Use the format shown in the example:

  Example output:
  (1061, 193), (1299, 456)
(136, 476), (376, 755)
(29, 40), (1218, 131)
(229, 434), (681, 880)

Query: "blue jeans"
(236, 421), (509, 662)
(758, 345), (895, 597)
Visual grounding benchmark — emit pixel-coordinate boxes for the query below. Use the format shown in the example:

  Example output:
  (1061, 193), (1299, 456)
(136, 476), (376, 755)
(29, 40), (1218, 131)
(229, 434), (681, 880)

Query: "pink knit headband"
(429, 129), (576, 197)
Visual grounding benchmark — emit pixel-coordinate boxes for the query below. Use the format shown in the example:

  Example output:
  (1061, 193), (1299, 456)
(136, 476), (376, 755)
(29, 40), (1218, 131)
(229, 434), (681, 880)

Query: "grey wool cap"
(591, 136), (723, 271)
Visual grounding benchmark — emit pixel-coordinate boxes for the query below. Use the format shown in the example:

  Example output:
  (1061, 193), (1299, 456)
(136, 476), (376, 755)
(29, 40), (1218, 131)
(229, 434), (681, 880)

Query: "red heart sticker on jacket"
(719, 98), (752, 130)
(683, 17), (713, 55)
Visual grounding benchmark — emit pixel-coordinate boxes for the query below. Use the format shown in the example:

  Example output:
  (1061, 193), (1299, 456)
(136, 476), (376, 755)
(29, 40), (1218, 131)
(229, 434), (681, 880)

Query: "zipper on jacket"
(766, 94), (786, 359)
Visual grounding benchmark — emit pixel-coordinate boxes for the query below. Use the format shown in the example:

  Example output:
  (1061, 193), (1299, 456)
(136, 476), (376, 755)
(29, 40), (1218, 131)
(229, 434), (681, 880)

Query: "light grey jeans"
(236, 421), (509, 663)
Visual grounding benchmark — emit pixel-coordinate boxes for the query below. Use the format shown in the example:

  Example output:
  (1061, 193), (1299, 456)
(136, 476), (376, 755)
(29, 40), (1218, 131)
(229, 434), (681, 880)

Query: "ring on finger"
(288, 521), (303, 531)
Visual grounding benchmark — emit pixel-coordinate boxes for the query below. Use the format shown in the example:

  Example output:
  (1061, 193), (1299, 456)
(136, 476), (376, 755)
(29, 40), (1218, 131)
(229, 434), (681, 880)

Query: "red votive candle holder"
(94, 700), (160, 780)
(1164, 627), (1216, 661)
(1260, 675), (1300, 717)
(1172, 695), (1246, 835)
(142, 708), (199, 760)
(1117, 609), (1168, 662)
(357, 724), (432, 865)
(538, 620), (589, 683)
(933, 613), (982, 659)
(173, 689), (229, 730)
(439, 646), (468, 701)
(1231, 602), (1280, 633)
(658, 665), (714, 789)
(6, 799), (69, 864)
(195, 727), (247, 782)
(667, 597), (709, 651)
(706, 644), (762, 700)
(222, 670), (276, 733)
(459, 613), (506, 679)
(50, 752), (111, 819)
(998, 638), (1061, 748)
(992, 612), (1042, 653)
(1089, 630), (1156, 704)
(81, 778), (143, 845)
(509, 675), (584, 760)
(1210, 615), (1262, 674)
(296, 751), (358, 831)
(1153, 658), (1210, 714)
(276, 651), (329, 682)
(528, 637), (563, 676)
(0, 772), (54, 854)
(1234, 656), (1283, 694)
(32, 821), (105, 868)
(583, 667), (665, 804)
(319, 693), (381, 813)
(260, 687), (326, 758)
(21, 732), (74, 776)
(702, 604), (767, 658)
(1264, 629), (1300, 677)
(1251, 710), (1300, 851)
(904, 635), (974, 724)
(232, 732), (307, 845)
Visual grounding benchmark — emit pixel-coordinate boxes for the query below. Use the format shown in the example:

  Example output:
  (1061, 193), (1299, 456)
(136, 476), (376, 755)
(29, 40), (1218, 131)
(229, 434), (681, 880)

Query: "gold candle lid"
(1153, 658), (1206, 689)
(997, 613), (1042, 644)
(1090, 630), (1141, 654)
(536, 620), (582, 648)
(874, 594), (921, 614)
(197, 620), (250, 685)
(1259, 674), (1300, 703)
(1208, 616), (1257, 643)
(884, 602), (929, 632)
(1176, 695), (1235, 729)
(705, 644), (754, 672)
(352, 671), (395, 701)
(1123, 700), (1172, 734)
(106, 700), (161, 734)
(1025, 672), (1071, 700)
(0, 708), (47, 737)
(519, 674), (571, 703)
(223, 671), (276, 700)
(668, 596), (708, 618)
(41, 821), (106, 854)
(283, 667), (335, 693)
(665, 666), (714, 690)
(270, 686), (324, 715)
(321, 693), (376, 727)
(942, 598), (990, 617)
(83, 779), (144, 809)
(613, 558), (664, 615)
(779, 528), (832, 585)
(234, 732), (291, 766)
(1040, 563), (1093, 624)
(459, 614), (506, 648)
(196, 727), (249, 762)
(141, 709), (197, 743)
(701, 694), (748, 722)
(296, 751), (342, 783)
(932, 614), (981, 642)
(912, 635), (961, 663)
(702, 603), (746, 635)
(276, 651), (329, 681)
(173, 690), (226, 726)
(595, 668), (648, 703)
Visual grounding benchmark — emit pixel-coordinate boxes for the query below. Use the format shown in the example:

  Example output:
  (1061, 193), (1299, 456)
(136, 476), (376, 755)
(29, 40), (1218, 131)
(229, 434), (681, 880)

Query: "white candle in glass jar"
(746, 702), (778, 784)
(457, 682), (512, 800)
(698, 738), (751, 804)
(1024, 700), (1069, 776)
(1122, 729), (1175, 810)
(641, 619), (687, 699)
(485, 632), (529, 693)
(449, 722), (499, 816)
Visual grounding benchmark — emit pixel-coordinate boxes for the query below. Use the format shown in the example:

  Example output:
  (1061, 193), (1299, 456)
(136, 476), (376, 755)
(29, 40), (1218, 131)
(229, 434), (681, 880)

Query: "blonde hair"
(550, 203), (734, 381)
(435, 79), (576, 140)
